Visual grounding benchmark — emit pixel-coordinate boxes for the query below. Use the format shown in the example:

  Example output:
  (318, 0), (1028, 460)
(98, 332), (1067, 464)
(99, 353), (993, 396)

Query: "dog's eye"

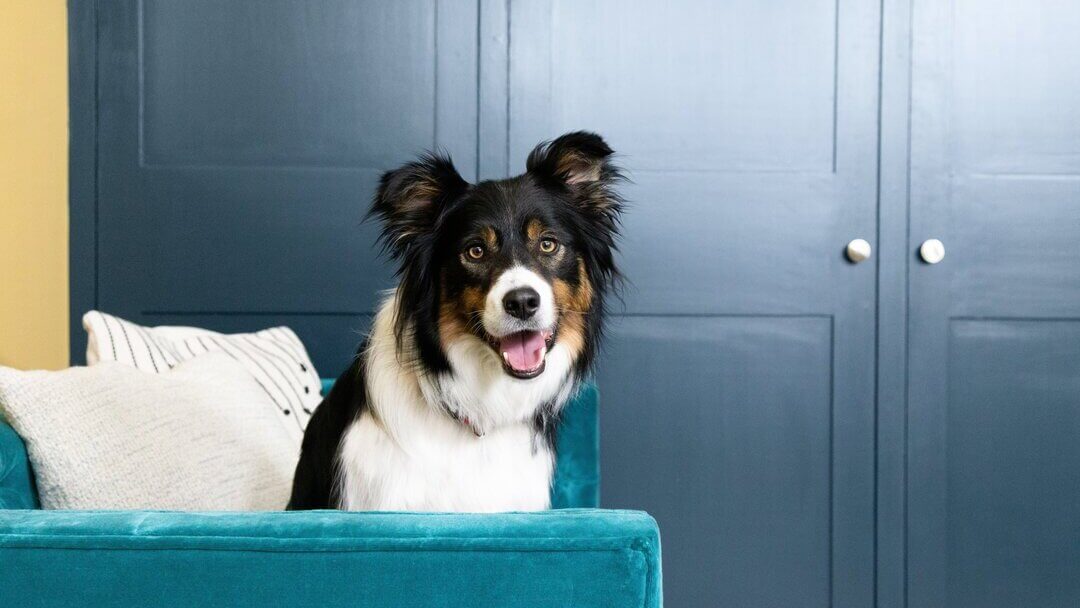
(539, 238), (559, 254)
(466, 245), (486, 260)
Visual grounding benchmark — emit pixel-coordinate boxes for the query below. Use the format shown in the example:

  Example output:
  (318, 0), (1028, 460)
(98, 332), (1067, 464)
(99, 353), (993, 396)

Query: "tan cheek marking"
(439, 303), (468, 347)
(461, 285), (486, 315)
(557, 312), (586, 359)
(552, 257), (594, 359)
(438, 277), (468, 347)
(573, 258), (594, 312)
(438, 284), (489, 347)
(552, 278), (573, 311)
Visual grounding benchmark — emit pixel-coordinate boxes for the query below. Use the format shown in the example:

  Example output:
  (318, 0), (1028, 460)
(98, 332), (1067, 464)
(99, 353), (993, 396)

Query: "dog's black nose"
(503, 287), (541, 320)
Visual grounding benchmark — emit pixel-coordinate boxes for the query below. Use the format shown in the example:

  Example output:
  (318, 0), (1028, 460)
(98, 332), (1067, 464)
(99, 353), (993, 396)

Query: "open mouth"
(487, 329), (554, 379)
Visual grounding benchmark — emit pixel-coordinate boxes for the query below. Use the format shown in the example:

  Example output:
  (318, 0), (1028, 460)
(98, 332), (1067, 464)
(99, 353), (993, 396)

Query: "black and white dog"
(287, 132), (624, 512)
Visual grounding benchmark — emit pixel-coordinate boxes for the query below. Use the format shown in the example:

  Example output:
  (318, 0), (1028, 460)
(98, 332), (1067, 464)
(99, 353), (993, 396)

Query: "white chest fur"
(334, 295), (572, 512)
(337, 412), (553, 512)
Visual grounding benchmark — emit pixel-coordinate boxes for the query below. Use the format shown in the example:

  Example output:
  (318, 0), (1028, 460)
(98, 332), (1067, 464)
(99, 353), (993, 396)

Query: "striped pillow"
(82, 311), (320, 443)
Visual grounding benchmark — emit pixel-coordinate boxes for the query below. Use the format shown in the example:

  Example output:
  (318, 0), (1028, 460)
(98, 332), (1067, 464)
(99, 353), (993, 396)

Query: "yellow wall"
(0, 1), (69, 370)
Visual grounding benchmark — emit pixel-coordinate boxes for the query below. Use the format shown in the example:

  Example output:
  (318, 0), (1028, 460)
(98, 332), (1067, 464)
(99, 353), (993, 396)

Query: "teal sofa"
(0, 381), (661, 607)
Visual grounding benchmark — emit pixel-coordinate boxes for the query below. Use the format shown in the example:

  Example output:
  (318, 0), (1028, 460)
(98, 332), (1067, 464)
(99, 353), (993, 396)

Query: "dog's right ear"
(369, 153), (468, 258)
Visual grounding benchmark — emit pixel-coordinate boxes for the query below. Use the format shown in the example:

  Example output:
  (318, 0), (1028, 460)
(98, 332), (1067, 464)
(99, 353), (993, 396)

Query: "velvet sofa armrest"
(0, 418), (38, 509)
(0, 508), (661, 608)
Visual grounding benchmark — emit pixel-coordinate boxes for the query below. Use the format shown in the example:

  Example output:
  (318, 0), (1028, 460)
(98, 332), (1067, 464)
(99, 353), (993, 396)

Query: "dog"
(287, 132), (624, 512)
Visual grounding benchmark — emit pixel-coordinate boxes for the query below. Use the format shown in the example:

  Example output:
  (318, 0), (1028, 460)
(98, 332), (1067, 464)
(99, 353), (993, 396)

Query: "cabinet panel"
(599, 316), (835, 608)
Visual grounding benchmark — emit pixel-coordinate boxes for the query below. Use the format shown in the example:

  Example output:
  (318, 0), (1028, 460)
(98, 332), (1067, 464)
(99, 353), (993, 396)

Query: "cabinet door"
(907, 1), (1080, 606)
(503, 1), (882, 605)
(83, 0), (478, 373)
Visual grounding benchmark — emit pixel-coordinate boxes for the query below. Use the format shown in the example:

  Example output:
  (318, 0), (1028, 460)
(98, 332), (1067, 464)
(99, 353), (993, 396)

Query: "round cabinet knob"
(919, 238), (945, 264)
(846, 238), (872, 263)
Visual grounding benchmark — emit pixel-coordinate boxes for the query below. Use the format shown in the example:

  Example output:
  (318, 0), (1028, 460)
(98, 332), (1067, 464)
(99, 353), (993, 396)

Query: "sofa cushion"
(83, 311), (321, 441)
(0, 355), (296, 510)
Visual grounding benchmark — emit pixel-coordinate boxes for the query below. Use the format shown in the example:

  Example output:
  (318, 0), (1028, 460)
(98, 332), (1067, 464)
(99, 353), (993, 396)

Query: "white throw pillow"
(0, 354), (296, 511)
(82, 311), (320, 442)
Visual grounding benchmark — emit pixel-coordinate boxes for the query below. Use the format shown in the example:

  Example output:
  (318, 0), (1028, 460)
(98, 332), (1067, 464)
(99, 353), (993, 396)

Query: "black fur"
(288, 132), (623, 510)
(286, 344), (367, 510)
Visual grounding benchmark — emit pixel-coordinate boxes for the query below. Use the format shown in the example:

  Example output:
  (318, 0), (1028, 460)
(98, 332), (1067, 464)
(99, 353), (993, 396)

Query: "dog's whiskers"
(557, 306), (590, 315)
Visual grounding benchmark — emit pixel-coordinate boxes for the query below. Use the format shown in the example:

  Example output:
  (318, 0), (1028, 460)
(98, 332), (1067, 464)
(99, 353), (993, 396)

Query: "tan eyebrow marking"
(526, 218), (545, 241)
(480, 226), (498, 249)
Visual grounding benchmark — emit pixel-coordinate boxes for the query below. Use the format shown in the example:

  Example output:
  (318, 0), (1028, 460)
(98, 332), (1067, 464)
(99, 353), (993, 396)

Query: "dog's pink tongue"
(499, 331), (546, 371)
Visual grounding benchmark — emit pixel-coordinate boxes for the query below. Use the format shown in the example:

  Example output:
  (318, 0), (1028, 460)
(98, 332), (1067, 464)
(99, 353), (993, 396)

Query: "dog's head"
(369, 131), (623, 381)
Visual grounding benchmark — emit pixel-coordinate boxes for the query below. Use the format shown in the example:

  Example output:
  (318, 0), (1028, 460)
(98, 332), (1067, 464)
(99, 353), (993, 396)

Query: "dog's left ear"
(369, 153), (469, 258)
(526, 131), (623, 218)
(527, 131), (616, 186)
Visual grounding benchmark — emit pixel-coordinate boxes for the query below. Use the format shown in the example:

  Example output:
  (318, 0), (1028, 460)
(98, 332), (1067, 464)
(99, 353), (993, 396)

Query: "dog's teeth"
(502, 352), (510, 364)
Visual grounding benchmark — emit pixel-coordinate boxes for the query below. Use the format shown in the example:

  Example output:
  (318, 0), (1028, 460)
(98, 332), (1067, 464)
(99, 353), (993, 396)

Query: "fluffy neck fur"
(334, 293), (575, 511)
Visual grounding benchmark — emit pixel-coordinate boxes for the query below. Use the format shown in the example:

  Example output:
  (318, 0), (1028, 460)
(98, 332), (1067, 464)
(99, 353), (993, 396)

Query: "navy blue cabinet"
(904, 2), (1080, 606)
(68, 1), (1080, 606)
